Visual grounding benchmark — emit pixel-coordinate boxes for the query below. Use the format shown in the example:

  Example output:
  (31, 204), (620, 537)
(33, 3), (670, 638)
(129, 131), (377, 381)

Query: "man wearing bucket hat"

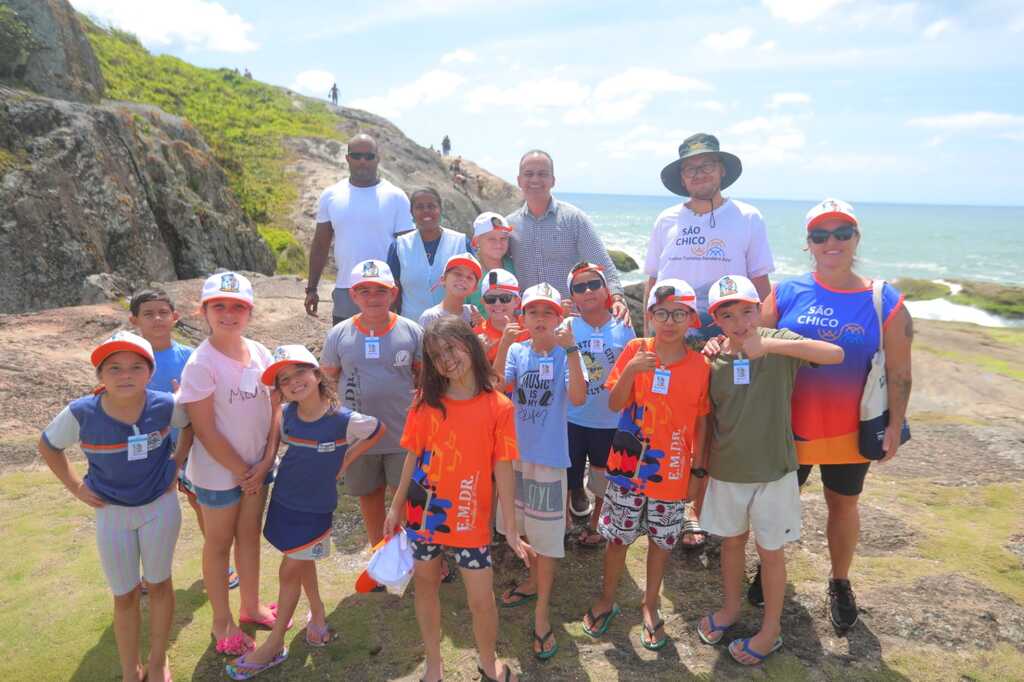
(644, 133), (775, 338)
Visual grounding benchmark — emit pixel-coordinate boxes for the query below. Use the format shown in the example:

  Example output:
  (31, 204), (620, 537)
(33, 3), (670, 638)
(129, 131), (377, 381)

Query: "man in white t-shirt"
(305, 134), (414, 324)
(644, 133), (774, 338)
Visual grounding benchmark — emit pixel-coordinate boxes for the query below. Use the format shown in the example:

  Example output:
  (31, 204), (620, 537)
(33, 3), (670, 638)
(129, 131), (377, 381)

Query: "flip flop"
(224, 648), (288, 680)
(582, 604), (620, 638)
(213, 632), (255, 656)
(728, 636), (783, 666)
(228, 566), (240, 590)
(641, 616), (668, 651)
(696, 612), (733, 645)
(477, 662), (514, 682)
(680, 518), (707, 550)
(304, 612), (338, 648)
(499, 585), (537, 608)
(577, 527), (606, 549)
(533, 629), (558, 661)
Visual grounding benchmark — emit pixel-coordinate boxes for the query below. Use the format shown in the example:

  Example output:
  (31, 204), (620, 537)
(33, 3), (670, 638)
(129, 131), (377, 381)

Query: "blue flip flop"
(225, 648), (288, 680)
(697, 612), (733, 645)
(582, 604), (621, 638)
(728, 636), (783, 665)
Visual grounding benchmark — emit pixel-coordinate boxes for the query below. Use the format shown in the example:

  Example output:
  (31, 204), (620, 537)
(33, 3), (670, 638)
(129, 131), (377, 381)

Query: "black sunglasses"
(571, 279), (605, 294)
(483, 293), (516, 304)
(347, 152), (377, 161)
(808, 225), (857, 244)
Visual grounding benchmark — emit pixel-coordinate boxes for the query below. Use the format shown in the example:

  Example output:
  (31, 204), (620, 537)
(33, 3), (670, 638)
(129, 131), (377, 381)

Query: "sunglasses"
(571, 279), (605, 294)
(483, 293), (516, 304)
(347, 152), (377, 161)
(808, 225), (857, 244)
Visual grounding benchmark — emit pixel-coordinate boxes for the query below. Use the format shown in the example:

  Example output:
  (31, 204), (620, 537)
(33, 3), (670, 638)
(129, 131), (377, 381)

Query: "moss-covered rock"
(609, 249), (639, 273)
(950, 281), (1024, 319)
(893, 277), (952, 301)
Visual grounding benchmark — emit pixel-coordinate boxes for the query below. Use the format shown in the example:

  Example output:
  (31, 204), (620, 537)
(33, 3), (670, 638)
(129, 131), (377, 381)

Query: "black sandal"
(477, 663), (513, 682)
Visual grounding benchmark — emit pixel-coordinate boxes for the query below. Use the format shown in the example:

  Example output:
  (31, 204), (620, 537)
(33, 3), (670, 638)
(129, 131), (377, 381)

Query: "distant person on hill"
(244, 68), (252, 79)
(748, 198), (913, 635)
(305, 133), (414, 324)
(506, 149), (630, 324)
(329, 82), (339, 105)
(645, 133), (775, 339)
(442, 134), (451, 156)
(387, 186), (471, 322)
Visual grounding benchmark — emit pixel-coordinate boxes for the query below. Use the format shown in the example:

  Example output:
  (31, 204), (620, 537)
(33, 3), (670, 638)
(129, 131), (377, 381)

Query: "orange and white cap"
(471, 211), (513, 246)
(708, 275), (761, 315)
(647, 278), (700, 326)
(201, 271), (254, 307)
(805, 197), (858, 231)
(350, 259), (396, 289)
(480, 268), (520, 298)
(261, 344), (319, 386)
(91, 330), (155, 368)
(521, 282), (563, 316)
(444, 252), (483, 280)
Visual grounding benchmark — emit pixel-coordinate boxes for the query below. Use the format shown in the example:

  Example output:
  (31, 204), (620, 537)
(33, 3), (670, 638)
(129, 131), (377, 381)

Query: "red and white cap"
(471, 211), (513, 246)
(566, 261), (611, 308)
(261, 344), (319, 386)
(805, 197), (858, 231)
(647, 278), (700, 326)
(350, 259), (396, 289)
(480, 268), (520, 298)
(201, 271), (254, 307)
(521, 282), (563, 315)
(707, 275), (761, 314)
(444, 252), (483, 280)
(91, 330), (155, 368)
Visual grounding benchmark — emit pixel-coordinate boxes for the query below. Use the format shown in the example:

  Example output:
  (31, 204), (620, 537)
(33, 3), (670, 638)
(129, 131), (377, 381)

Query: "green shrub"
(276, 243), (307, 275)
(258, 226), (299, 255)
(892, 278), (951, 301)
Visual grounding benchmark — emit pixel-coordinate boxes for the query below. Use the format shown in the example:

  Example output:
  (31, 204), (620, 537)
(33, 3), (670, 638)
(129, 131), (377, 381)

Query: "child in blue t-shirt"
(226, 345), (382, 680)
(494, 282), (586, 661)
(39, 331), (190, 682)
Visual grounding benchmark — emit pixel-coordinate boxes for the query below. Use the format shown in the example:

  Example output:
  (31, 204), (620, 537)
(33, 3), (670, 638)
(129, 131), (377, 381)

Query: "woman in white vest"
(386, 187), (470, 321)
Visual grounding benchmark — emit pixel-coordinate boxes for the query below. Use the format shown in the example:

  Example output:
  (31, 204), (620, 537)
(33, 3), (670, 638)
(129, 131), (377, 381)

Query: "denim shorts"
(194, 470), (275, 509)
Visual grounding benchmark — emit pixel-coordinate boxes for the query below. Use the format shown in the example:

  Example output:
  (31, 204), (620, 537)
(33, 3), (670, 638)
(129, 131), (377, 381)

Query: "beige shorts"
(699, 471), (801, 551)
(496, 460), (566, 558)
(341, 450), (406, 497)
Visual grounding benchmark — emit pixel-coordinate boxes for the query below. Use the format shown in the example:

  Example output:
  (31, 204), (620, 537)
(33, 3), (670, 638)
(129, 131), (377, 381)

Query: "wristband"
(565, 346), (579, 354)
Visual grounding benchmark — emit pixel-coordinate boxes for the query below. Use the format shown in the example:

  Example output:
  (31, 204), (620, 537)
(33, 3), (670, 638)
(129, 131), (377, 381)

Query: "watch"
(690, 467), (708, 478)
(565, 346), (579, 355)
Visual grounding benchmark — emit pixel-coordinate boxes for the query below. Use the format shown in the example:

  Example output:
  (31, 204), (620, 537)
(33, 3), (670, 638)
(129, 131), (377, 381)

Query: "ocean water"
(560, 192), (1023, 288)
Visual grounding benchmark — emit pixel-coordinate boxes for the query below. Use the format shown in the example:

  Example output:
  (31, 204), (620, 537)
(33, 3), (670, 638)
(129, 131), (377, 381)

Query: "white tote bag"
(858, 280), (910, 459)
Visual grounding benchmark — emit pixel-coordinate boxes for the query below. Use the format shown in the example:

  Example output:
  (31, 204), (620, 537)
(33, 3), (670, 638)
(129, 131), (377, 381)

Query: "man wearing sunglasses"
(305, 134), (413, 324)
(644, 133), (775, 339)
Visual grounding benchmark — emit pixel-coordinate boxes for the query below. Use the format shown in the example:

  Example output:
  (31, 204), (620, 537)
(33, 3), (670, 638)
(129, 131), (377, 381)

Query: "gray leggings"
(95, 489), (181, 596)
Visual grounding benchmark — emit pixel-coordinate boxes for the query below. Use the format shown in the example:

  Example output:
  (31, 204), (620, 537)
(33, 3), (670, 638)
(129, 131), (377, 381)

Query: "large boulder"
(0, 90), (275, 313)
(0, 0), (104, 103)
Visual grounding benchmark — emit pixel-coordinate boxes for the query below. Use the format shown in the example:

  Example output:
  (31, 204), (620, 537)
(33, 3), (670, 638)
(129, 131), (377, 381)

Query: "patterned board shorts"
(412, 541), (492, 570)
(597, 481), (686, 551)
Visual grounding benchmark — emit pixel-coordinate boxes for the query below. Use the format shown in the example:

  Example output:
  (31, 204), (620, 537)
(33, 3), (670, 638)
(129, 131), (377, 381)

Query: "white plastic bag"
(367, 531), (414, 595)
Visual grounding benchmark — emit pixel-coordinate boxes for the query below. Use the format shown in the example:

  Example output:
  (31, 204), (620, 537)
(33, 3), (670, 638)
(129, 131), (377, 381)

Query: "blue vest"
(395, 227), (466, 322)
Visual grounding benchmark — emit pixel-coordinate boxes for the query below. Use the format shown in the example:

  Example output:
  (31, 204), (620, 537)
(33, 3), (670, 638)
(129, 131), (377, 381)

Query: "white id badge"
(538, 357), (554, 380)
(127, 434), (149, 461)
(589, 336), (604, 353)
(365, 336), (380, 359)
(239, 368), (260, 394)
(733, 358), (751, 385)
(652, 367), (671, 395)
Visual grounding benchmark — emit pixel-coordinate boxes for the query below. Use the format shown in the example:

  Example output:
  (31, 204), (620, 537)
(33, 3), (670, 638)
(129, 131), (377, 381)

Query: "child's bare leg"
(301, 562), (327, 631)
(145, 578), (175, 680)
(713, 532), (748, 626)
(187, 493), (205, 535)
(112, 586), (143, 681)
(752, 543), (785, 650)
(201, 503), (242, 639)
(532, 555), (558, 654)
(359, 485), (387, 547)
(585, 541), (627, 629)
(641, 542), (671, 643)
(244, 557), (304, 664)
(413, 556), (444, 682)
(461, 565), (499, 675)
(235, 486), (272, 621)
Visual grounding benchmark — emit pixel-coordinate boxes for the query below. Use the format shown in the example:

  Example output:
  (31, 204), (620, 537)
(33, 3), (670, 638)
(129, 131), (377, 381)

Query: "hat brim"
(355, 570), (380, 593)
(523, 299), (563, 316)
(708, 296), (761, 316)
(261, 359), (316, 386)
(806, 211), (858, 231)
(201, 293), (254, 307)
(445, 260), (483, 280)
(91, 341), (155, 368)
(660, 152), (743, 197)
(351, 279), (396, 290)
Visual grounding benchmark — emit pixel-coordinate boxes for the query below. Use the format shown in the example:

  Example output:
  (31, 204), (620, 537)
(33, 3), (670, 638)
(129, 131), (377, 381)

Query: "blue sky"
(71, 0), (1024, 206)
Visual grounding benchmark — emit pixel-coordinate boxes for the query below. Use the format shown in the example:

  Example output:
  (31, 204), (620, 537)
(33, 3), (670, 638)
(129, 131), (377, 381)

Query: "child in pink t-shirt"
(178, 272), (282, 656)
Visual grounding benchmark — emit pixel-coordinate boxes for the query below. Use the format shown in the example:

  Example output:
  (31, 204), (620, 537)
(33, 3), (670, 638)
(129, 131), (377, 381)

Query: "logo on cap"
(363, 261), (380, 278)
(719, 276), (739, 296)
(273, 346), (289, 361)
(536, 283), (556, 298)
(220, 273), (240, 293)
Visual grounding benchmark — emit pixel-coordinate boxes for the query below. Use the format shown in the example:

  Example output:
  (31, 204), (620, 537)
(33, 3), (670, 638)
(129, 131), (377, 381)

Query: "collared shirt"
(507, 197), (623, 298)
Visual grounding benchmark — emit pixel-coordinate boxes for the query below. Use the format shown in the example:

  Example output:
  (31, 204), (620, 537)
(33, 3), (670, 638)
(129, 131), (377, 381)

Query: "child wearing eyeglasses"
(474, 268), (530, 364)
(564, 262), (635, 546)
(581, 278), (710, 652)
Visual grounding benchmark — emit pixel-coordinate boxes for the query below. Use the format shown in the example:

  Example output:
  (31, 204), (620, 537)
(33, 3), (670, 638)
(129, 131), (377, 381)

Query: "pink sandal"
(214, 632), (255, 656)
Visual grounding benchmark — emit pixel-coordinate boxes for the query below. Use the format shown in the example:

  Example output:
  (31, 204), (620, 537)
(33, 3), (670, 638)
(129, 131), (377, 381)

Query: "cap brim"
(202, 294), (254, 307)
(91, 341), (154, 368)
(260, 359), (312, 386)
(806, 211), (858, 231)
(351, 279), (396, 290)
(445, 260), (482, 280)
(708, 296), (761, 315)
(660, 152), (743, 197)
(354, 570), (380, 593)
(523, 299), (563, 316)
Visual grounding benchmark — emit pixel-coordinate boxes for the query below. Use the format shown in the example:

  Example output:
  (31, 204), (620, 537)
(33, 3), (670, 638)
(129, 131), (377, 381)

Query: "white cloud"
(762, 0), (851, 24)
(441, 48), (477, 65)
(769, 92), (812, 108)
(71, 0), (257, 52)
(923, 18), (954, 39)
(700, 27), (754, 50)
(758, 40), (777, 51)
(907, 112), (1024, 130)
(729, 116), (776, 135)
(590, 68), (710, 101)
(728, 115), (806, 164)
(350, 69), (465, 119)
(523, 117), (550, 128)
(698, 100), (727, 113)
(464, 77), (590, 114)
(1001, 131), (1024, 142)
(290, 70), (336, 97)
(847, 2), (917, 30)
(600, 125), (690, 161)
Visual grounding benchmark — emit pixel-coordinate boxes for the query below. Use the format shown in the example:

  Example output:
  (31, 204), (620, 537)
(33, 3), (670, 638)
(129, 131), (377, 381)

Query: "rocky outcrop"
(0, 90), (275, 313)
(0, 0), (104, 103)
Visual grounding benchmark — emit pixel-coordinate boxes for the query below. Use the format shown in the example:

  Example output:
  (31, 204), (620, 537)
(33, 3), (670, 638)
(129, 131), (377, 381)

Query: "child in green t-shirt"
(696, 275), (843, 666)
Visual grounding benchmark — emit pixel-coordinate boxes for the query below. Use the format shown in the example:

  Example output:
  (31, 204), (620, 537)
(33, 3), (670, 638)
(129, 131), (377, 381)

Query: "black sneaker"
(828, 578), (859, 632)
(747, 564), (764, 607)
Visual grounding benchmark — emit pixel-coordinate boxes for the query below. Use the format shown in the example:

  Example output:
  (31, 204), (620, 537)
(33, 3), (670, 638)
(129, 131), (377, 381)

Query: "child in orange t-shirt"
(581, 279), (710, 652)
(386, 316), (533, 682)
(473, 268), (529, 365)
